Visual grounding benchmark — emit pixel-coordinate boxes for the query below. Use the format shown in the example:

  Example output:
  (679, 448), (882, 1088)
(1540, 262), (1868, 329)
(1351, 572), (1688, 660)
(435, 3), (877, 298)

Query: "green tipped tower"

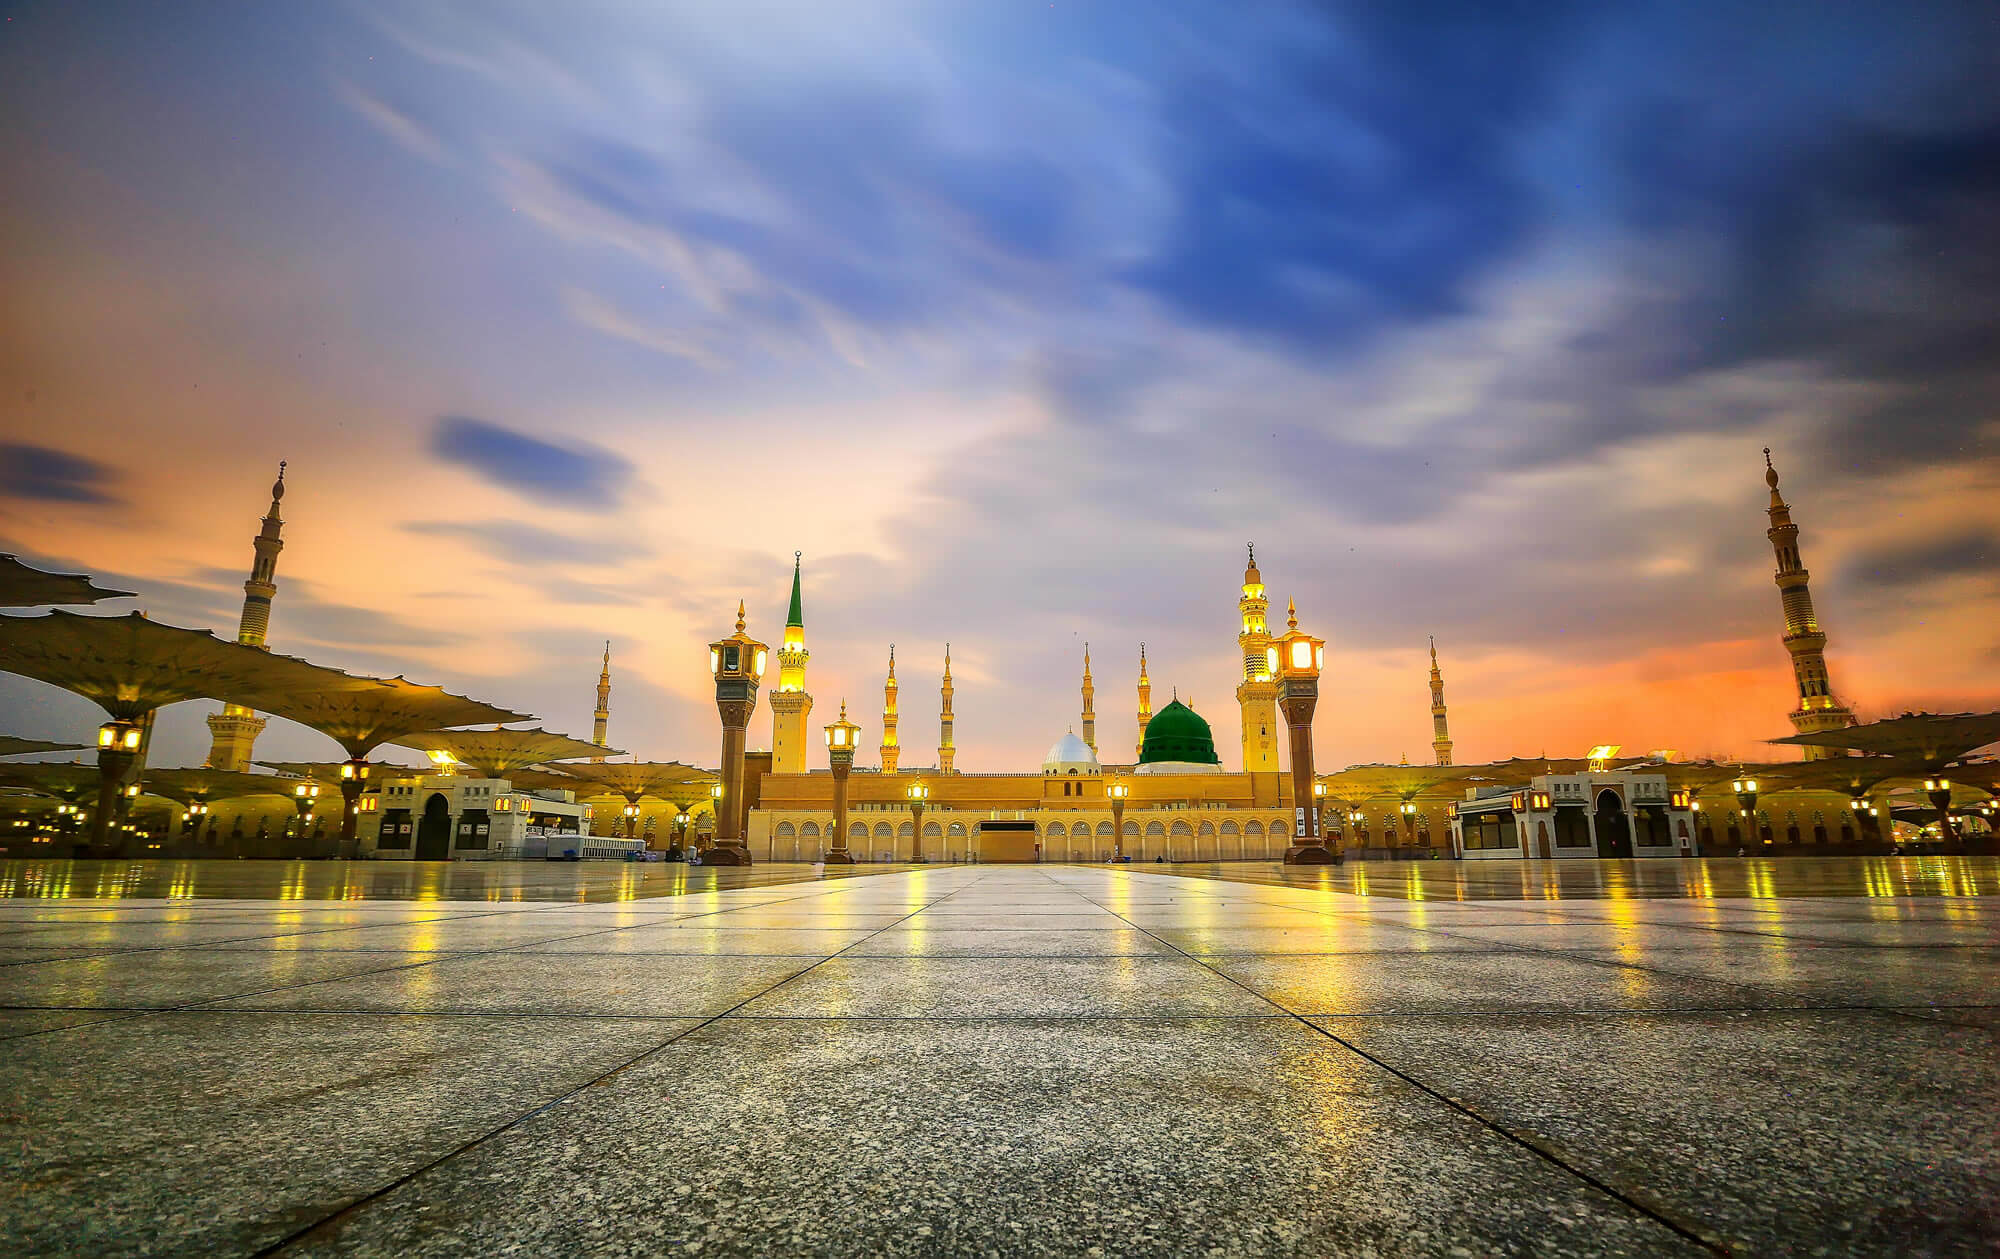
(770, 551), (813, 773)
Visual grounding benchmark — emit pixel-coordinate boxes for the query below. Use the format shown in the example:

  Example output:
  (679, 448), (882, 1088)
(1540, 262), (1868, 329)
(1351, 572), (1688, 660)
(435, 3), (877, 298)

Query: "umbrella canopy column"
(0, 612), (373, 853)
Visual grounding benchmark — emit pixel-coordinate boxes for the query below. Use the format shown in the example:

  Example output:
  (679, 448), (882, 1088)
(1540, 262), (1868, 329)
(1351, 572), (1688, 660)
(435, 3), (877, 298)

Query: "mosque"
(732, 450), (1914, 864)
(741, 548), (1304, 862)
(141, 447), (1974, 862)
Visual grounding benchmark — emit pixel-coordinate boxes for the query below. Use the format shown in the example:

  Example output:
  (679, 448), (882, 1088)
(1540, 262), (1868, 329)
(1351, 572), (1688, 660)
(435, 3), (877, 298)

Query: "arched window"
(801, 821), (819, 838)
(775, 821), (795, 839)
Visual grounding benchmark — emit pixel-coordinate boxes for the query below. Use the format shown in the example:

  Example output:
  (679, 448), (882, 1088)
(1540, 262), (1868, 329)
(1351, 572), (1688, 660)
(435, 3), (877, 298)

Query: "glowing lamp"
(824, 703), (862, 751)
(906, 781), (930, 804)
(709, 603), (768, 684)
(1275, 621), (1324, 683)
(97, 721), (142, 752)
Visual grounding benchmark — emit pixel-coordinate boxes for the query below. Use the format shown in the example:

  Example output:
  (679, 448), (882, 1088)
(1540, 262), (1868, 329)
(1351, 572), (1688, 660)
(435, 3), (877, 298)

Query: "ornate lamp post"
(183, 801), (210, 847)
(290, 782), (319, 846)
(1107, 780), (1128, 861)
(905, 781), (929, 863)
(824, 700), (860, 864)
(1923, 776), (1956, 851)
(92, 719), (143, 850)
(1348, 807), (1365, 850)
(621, 803), (642, 839)
(1731, 776), (1760, 846)
(337, 758), (371, 855)
(1399, 800), (1418, 855)
(1272, 600), (1335, 864)
(707, 601), (766, 866)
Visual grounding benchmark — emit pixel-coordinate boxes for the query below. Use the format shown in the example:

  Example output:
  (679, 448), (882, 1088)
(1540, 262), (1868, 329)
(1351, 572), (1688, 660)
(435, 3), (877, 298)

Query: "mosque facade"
(738, 452), (1897, 864)
(742, 549), (1307, 863)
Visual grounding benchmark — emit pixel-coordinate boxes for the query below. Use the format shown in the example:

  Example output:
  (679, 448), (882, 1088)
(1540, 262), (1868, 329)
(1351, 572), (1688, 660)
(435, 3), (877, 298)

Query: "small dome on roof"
(1042, 731), (1100, 775)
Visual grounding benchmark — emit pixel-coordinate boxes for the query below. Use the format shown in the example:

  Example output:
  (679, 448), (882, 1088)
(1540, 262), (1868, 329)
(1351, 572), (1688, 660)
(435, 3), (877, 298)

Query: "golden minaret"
(1235, 544), (1280, 773)
(769, 552), (813, 774)
(1764, 449), (1855, 759)
(203, 462), (286, 771)
(1135, 642), (1152, 761)
(880, 645), (900, 773)
(591, 641), (611, 762)
(1429, 637), (1453, 766)
(1080, 642), (1096, 754)
(938, 644), (956, 773)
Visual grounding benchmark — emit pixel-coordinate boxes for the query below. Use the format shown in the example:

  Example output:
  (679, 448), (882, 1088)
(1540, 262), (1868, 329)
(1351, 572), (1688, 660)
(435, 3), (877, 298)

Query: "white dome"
(1042, 732), (1100, 774)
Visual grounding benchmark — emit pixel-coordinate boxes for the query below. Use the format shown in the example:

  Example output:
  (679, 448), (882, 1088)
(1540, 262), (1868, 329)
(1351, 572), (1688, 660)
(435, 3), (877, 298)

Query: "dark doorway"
(415, 793), (452, 861)
(1594, 790), (1633, 858)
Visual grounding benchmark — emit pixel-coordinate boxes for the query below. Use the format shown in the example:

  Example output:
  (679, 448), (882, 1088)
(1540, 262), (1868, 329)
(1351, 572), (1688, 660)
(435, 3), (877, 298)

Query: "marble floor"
(1, 858), (1995, 1257)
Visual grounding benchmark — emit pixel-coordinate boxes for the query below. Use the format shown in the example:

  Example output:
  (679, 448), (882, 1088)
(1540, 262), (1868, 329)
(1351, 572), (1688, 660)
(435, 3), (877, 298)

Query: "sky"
(1, 0), (1996, 775)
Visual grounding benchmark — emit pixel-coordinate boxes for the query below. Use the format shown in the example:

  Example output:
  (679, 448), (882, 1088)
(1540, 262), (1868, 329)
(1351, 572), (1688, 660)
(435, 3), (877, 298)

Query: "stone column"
(1279, 677), (1336, 864)
(825, 746), (854, 864)
(710, 699), (754, 865)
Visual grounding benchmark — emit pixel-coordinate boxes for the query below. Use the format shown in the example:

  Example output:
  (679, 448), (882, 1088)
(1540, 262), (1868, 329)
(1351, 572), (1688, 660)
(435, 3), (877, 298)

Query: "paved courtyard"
(1, 857), (1995, 1257)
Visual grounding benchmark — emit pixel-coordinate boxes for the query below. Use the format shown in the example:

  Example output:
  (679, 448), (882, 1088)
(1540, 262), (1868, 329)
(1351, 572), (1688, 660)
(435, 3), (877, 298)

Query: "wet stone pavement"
(0, 857), (1996, 1257)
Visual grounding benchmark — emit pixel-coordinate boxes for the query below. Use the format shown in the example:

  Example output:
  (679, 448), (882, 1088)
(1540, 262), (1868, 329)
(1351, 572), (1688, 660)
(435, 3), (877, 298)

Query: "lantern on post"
(823, 700), (861, 864)
(1274, 599), (1335, 865)
(905, 780), (930, 863)
(707, 601), (766, 866)
(1107, 779), (1129, 861)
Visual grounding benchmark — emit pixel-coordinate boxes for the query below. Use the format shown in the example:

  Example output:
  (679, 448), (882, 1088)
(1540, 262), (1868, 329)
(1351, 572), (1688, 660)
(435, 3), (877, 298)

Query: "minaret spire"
(204, 461), (287, 770)
(880, 644), (901, 773)
(1080, 642), (1096, 754)
(938, 643), (956, 773)
(770, 551), (814, 773)
(1428, 636), (1453, 766)
(1763, 449), (1855, 759)
(1135, 642), (1152, 762)
(591, 640), (612, 761)
(1235, 544), (1279, 773)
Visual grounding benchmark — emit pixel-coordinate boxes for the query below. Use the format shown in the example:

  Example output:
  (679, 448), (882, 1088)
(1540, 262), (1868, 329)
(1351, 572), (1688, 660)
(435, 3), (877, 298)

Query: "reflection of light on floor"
(167, 864), (196, 900)
(1746, 863), (1777, 900)
(1862, 861), (1896, 899)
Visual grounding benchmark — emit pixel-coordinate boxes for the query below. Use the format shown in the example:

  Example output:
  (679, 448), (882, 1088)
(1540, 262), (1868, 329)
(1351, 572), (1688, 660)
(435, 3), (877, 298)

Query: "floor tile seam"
(12, 1000), (1977, 1021)
(1432, 935), (1873, 1007)
(157, 913), (792, 1016)
(246, 887), (940, 1257)
(0, 1007), (154, 1043)
(1066, 880), (1733, 1256)
(1519, 946), (2000, 1012)
(675, 879), (992, 1014)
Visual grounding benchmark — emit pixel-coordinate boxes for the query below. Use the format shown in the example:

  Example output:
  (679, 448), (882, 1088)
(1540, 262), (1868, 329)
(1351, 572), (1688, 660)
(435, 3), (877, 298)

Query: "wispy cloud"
(427, 418), (635, 510)
(0, 445), (121, 506)
(333, 79), (448, 165)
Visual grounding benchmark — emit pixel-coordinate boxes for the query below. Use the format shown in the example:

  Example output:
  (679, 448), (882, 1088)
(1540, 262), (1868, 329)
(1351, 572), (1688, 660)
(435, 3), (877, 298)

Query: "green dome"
(1139, 699), (1221, 765)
